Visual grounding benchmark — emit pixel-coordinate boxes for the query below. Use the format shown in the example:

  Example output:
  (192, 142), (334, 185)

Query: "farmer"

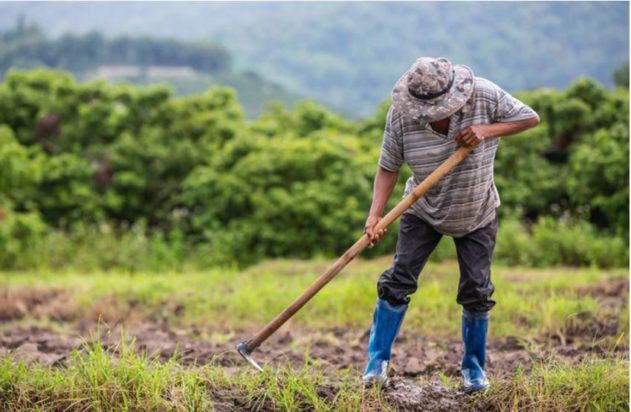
(362, 57), (540, 392)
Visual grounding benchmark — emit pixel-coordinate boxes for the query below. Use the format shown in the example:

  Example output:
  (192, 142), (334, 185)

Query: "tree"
(613, 62), (629, 89)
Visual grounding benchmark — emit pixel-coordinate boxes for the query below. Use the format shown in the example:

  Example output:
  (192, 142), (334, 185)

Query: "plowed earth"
(0, 277), (627, 411)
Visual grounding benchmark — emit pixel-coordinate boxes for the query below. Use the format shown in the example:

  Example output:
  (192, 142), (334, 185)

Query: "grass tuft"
(0, 334), (390, 411)
(485, 357), (629, 412)
(0, 336), (628, 411)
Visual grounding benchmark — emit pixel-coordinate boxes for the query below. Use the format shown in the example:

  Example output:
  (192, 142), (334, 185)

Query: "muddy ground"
(0, 277), (628, 411)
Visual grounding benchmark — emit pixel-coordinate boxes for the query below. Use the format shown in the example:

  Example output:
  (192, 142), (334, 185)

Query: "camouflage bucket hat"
(392, 57), (474, 122)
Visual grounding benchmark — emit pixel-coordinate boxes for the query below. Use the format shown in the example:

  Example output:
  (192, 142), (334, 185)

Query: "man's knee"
(457, 283), (496, 313)
(377, 262), (419, 306)
(455, 217), (498, 313)
(375, 214), (441, 306)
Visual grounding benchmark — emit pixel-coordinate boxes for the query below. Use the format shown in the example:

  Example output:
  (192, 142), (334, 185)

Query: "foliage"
(0, 125), (47, 268)
(494, 217), (628, 268)
(494, 79), (629, 238)
(4, 216), (627, 271)
(613, 61), (629, 89)
(0, 69), (627, 270)
(178, 131), (376, 265)
(567, 114), (629, 238)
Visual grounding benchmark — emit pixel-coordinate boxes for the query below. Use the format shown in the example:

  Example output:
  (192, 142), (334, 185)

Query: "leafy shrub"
(495, 216), (628, 268)
(7, 216), (625, 271)
(17, 223), (190, 272)
(0, 208), (47, 269)
(567, 123), (629, 239)
(0, 70), (627, 270)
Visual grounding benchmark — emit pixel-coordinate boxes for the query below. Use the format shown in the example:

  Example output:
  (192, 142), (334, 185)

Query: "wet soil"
(2, 321), (624, 371)
(0, 276), (627, 411)
(1, 322), (626, 411)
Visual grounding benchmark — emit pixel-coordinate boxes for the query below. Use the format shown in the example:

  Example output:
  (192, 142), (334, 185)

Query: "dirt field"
(0, 276), (627, 411)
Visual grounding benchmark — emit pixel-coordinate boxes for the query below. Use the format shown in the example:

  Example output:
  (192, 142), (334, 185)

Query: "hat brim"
(391, 64), (475, 122)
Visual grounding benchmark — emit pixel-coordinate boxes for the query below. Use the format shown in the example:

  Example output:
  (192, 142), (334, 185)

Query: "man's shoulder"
(388, 104), (405, 122)
(469, 77), (505, 111)
(473, 76), (502, 97)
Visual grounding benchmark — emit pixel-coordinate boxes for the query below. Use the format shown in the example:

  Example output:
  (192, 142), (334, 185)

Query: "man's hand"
(455, 125), (490, 148)
(364, 215), (387, 247)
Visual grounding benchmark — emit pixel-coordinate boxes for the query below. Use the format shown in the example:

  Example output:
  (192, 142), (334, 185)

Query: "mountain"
(0, 2), (627, 117)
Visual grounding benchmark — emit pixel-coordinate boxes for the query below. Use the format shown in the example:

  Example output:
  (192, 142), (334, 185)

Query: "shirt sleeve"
(494, 85), (540, 123)
(377, 106), (404, 172)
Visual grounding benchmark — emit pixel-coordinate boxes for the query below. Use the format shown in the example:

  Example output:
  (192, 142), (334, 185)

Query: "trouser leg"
(453, 215), (498, 313)
(377, 213), (443, 306)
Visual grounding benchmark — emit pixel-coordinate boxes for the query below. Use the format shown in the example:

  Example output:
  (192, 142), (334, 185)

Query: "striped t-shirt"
(378, 77), (539, 237)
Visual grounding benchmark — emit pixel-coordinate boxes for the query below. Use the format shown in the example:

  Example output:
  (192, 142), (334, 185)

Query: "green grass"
(0, 333), (627, 411)
(0, 258), (626, 339)
(486, 357), (629, 412)
(0, 258), (627, 411)
(0, 332), (389, 411)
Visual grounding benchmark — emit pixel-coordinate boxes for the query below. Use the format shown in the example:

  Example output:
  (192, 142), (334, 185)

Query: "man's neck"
(429, 117), (450, 135)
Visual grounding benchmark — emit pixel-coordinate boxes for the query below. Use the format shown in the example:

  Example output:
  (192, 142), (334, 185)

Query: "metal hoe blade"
(237, 342), (263, 372)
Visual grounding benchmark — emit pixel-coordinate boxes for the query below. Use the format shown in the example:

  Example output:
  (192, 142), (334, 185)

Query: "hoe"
(237, 146), (472, 371)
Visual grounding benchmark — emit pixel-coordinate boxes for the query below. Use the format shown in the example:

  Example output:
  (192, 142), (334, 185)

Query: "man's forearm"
(485, 117), (540, 139)
(456, 116), (540, 148)
(369, 166), (399, 217)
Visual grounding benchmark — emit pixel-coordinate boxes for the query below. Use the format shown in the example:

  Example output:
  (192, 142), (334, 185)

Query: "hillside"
(0, 21), (299, 117)
(0, 2), (628, 116)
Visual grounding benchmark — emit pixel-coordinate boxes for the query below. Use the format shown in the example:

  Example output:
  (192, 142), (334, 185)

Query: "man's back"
(377, 76), (539, 236)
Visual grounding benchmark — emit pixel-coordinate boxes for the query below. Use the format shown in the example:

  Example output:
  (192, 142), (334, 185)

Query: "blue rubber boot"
(461, 310), (490, 393)
(362, 299), (408, 384)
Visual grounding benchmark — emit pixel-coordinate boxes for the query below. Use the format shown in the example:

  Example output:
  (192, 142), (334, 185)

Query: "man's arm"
(365, 166), (399, 246)
(368, 105), (403, 246)
(455, 116), (540, 148)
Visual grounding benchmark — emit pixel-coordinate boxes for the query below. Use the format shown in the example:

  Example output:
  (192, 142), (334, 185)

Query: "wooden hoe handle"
(240, 146), (472, 354)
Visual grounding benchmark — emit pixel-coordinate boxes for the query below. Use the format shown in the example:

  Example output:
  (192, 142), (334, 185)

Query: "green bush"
(0, 70), (627, 270)
(495, 216), (628, 268)
(0, 208), (47, 269)
(567, 123), (629, 239)
(495, 79), (628, 231)
(6, 216), (624, 271)
(15, 223), (190, 272)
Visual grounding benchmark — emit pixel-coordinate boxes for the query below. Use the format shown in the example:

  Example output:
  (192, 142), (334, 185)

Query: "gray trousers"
(377, 213), (497, 313)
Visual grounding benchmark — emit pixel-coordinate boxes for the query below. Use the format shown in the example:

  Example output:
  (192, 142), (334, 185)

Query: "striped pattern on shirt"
(378, 76), (539, 237)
